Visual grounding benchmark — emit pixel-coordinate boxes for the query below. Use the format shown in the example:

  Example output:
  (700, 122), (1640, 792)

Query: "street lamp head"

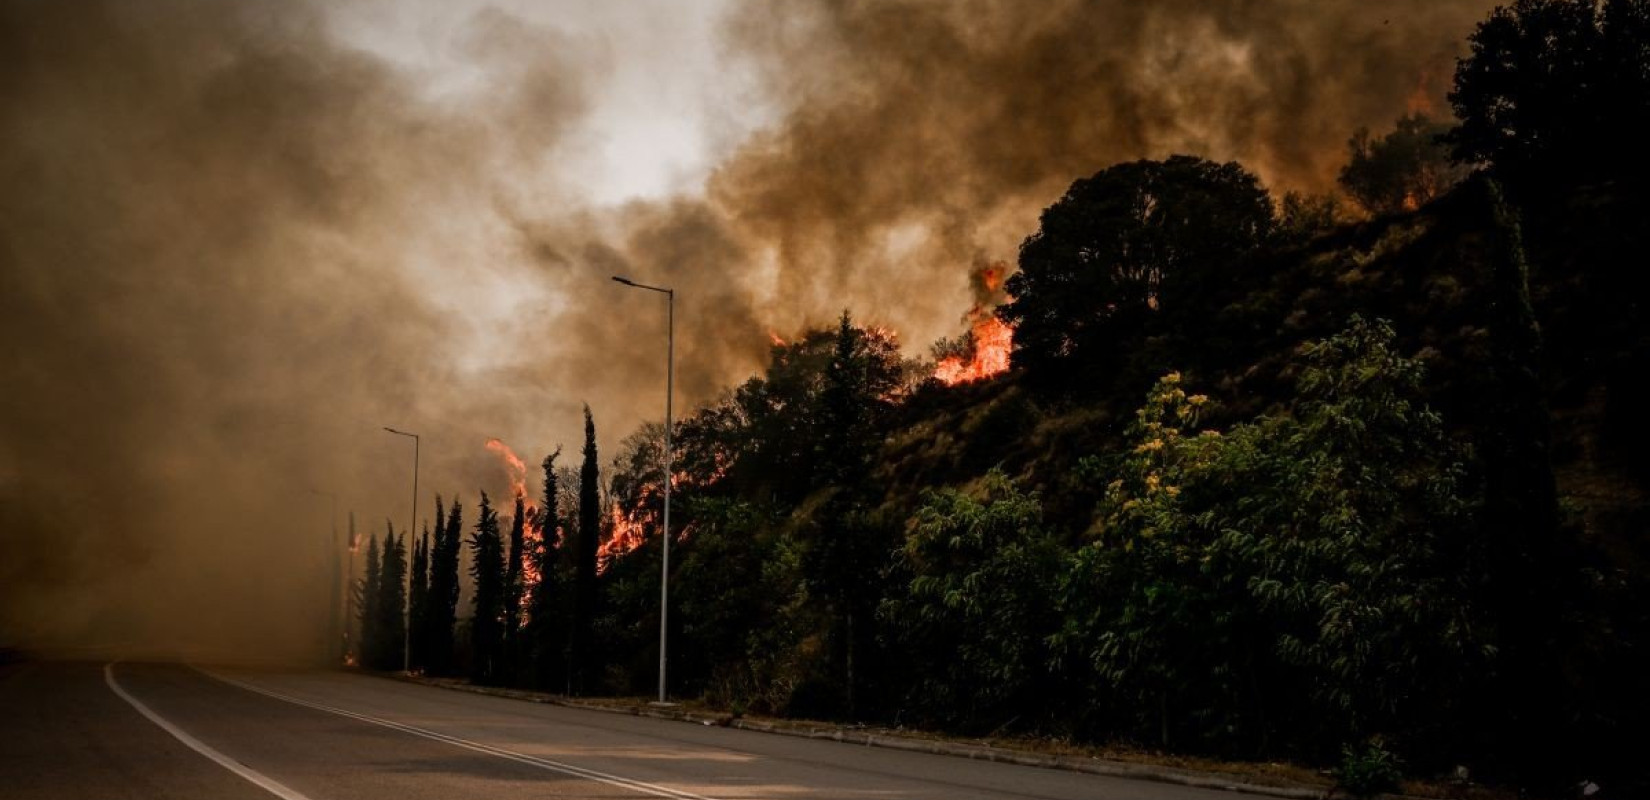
(612, 275), (636, 286)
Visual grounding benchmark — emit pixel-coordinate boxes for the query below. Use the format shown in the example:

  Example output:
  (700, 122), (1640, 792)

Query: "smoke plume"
(0, 0), (1494, 660)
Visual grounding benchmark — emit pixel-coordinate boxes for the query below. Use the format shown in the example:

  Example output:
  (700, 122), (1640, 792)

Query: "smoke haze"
(0, 0), (1494, 660)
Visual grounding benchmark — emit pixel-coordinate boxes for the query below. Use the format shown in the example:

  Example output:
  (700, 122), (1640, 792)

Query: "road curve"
(1, 660), (1243, 800)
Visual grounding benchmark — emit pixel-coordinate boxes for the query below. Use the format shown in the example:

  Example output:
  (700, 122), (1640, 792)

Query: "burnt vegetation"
(347, 1), (1650, 794)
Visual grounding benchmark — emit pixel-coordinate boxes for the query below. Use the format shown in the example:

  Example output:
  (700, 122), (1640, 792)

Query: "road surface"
(0, 660), (1244, 800)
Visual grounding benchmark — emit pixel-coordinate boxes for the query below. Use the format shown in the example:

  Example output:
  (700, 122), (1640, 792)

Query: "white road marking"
(201, 668), (721, 800)
(103, 662), (315, 800)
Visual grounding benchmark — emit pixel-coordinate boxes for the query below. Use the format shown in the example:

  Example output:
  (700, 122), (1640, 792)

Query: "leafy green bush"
(1336, 739), (1404, 797)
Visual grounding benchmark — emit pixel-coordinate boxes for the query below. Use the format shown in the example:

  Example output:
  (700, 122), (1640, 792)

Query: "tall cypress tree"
(503, 495), (527, 682)
(357, 532), (380, 669)
(373, 525), (407, 671)
(573, 406), (600, 694)
(409, 524), (429, 671)
(426, 496), (463, 676)
(530, 447), (563, 690)
(469, 491), (505, 685)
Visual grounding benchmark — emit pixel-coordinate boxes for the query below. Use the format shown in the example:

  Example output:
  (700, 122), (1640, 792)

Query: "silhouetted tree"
(573, 406), (600, 693)
(356, 530), (380, 669)
(1339, 114), (1466, 215)
(1448, 0), (1650, 187)
(408, 524), (429, 671)
(502, 495), (527, 682)
(372, 525), (407, 671)
(529, 447), (564, 691)
(469, 491), (504, 684)
(423, 495), (462, 676)
(999, 155), (1273, 385)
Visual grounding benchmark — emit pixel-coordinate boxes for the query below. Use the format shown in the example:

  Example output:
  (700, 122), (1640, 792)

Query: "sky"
(0, 0), (1499, 661)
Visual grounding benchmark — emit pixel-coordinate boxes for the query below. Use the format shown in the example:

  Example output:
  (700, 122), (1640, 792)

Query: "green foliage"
(879, 470), (1062, 730)
(1339, 114), (1466, 215)
(1336, 739), (1405, 798)
(1057, 319), (1483, 753)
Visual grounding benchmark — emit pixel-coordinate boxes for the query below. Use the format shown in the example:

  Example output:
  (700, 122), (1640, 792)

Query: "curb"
(382, 673), (1422, 800)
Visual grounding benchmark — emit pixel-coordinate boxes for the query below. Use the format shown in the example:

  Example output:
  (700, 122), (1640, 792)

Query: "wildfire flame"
(484, 437), (542, 606)
(934, 261), (1014, 385)
(599, 501), (650, 572)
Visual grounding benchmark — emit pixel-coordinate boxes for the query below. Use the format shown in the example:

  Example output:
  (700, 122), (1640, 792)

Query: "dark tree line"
(343, 2), (1648, 793)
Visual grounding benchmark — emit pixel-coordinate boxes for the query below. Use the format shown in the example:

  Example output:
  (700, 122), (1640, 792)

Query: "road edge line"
(197, 667), (718, 800)
(103, 662), (314, 800)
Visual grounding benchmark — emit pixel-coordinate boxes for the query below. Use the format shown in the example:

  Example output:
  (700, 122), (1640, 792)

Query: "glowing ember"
(768, 330), (786, 347)
(484, 438), (542, 606)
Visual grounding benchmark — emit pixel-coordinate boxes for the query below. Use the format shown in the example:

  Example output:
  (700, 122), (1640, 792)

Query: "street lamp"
(308, 488), (341, 664)
(383, 426), (419, 673)
(612, 274), (674, 705)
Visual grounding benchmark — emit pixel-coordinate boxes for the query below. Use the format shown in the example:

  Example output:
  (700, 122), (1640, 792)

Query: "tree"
(1447, 0), (1650, 187)
(573, 407), (600, 693)
(356, 531), (380, 669)
(469, 491), (505, 684)
(408, 524), (429, 671)
(999, 155), (1274, 382)
(528, 448), (564, 691)
(423, 495), (462, 676)
(1339, 114), (1467, 215)
(502, 495), (527, 682)
(1057, 320), (1482, 759)
(879, 470), (1063, 731)
(372, 525), (407, 672)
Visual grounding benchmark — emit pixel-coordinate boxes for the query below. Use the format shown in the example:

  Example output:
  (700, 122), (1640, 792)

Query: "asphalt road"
(0, 660), (1243, 800)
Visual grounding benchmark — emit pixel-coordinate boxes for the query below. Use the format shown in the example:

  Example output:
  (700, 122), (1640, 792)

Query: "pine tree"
(357, 532), (380, 669)
(373, 524), (407, 671)
(573, 406), (600, 694)
(469, 491), (505, 685)
(530, 447), (564, 690)
(503, 495), (527, 682)
(409, 524), (429, 672)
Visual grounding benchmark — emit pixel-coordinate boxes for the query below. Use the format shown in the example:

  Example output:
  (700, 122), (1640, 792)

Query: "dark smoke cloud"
(692, 0), (1496, 349)
(1, 0), (1496, 660)
(0, 0), (594, 660)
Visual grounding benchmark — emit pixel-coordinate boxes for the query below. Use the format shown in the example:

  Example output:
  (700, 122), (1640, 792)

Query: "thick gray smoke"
(0, 0), (1493, 661)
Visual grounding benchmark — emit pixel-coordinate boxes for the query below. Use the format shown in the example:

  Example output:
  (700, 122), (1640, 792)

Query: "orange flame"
(1405, 66), (1438, 116)
(935, 261), (1014, 385)
(484, 438), (542, 609)
(599, 501), (649, 573)
(935, 314), (1012, 385)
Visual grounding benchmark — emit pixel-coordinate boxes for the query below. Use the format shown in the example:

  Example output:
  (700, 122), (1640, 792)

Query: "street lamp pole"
(612, 274), (674, 704)
(383, 426), (419, 673)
